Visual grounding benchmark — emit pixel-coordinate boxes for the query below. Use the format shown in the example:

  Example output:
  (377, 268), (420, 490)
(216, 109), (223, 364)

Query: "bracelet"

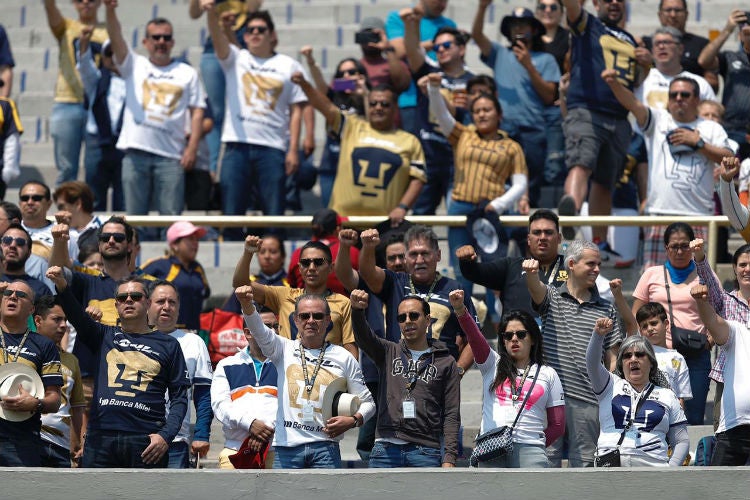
(36, 398), (44, 414)
(397, 203), (409, 211)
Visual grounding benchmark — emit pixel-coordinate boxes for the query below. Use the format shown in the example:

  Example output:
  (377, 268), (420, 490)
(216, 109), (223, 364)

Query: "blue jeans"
(167, 440), (190, 469)
(447, 198), (480, 295)
(272, 441), (341, 469)
(41, 439), (71, 468)
(683, 349), (711, 425)
(368, 441), (442, 468)
(514, 127), (547, 208)
(356, 381), (379, 461)
(82, 430), (168, 468)
(200, 52), (226, 175)
(220, 142), (286, 241)
(318, 137), (340, 208)
(543, 110), (566, 186)
(0, 434), (42, 466)
(84, 134), (124, 212)
(413, 152), (453, 215)
(50, 102), (87, 185)
(477, 442), (549, 468)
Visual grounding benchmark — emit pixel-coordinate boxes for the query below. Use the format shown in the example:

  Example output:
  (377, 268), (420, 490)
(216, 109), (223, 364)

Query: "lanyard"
(0, 329), (31, 364)
(409, 274), (441, 302)
(541, 258), (561, 285)
(299, 341), (329, 399)
(400, 348), (434, 396)
(511, 363), (532, 401)
(627, 383), (653, 429)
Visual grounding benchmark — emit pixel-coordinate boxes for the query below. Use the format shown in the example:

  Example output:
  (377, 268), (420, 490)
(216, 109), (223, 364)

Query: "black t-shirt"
(543, 27), (570, 73)
(643, 31), (710, 76)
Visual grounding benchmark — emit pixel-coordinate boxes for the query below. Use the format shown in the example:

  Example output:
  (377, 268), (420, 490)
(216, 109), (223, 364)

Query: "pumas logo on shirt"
(113, 337), (157, 355)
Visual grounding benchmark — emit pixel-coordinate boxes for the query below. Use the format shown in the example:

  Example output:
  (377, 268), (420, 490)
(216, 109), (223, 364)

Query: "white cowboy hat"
(321, 376), (361, 421)
(0, 362), (44, 422)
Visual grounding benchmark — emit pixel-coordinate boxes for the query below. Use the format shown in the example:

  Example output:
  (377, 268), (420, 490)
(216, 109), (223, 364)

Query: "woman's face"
(665, 230), (692, 268)
(502, 319), (534, 365)
(536, 1), (563, 27)
(471, 96), (500, 135)
(337, 61), (361, 81)
(172, 234), (199, 263)
(621, 345), (652, 390)
(258, 238), (284, 275)
(734, 252), (750, 290)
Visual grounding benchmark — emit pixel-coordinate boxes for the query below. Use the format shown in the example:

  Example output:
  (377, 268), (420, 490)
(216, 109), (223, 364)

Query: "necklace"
(511, 363), (532, 401)
(0, 328), (31, 364)
(409, 273), (441, 302)
(299, 341), (328, 398)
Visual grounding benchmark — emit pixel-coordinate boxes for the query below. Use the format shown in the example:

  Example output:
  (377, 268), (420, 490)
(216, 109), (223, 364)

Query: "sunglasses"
(530, 229), (556, 236)
(19, 194), (46, 202)
(99, 232), (127, 243)
(434, 41), (454, 51)
(668, 91), (693, 99)
(115, 291), (145, 303)
(537, 4), (560, 11)
(339, 68), (359, 76)
(386, 253), (406, 262)
(666, 243), (690, 252)
(297, 312), (326, 321)
(264, 322), (280, 330)
(299, 257), (328, 268)
(148, 34), (173, 42)
(502, 330), (529, 341)
(1, 236), (28, 247)
(2, 289), (30, 299)
(369, 100), (392, 108)
(397, 311), (422, 323)
(622, 351), (647, 360)
(600, 0), (625, 3)
(247, 26), (269, 34)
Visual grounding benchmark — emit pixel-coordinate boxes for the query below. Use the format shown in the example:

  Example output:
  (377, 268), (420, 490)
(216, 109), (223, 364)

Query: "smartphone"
(355, 30), (380, 45)
(512, 34), (527, 48)
(332, 78), (357, 92)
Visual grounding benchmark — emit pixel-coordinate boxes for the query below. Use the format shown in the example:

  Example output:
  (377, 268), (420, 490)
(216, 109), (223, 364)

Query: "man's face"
(143, 22), (174, 64)
(246, 311), (280, 345)
(527, 218), (561, 264)
(658, 0), (688, 32)
(385, 242), (407, 272)
(368, 89), (396, 130)
(1, 281), (35, 321)
(397, 298), (430, 345)
(98, 222), (130, 262)
(434, 33), (463, 68)
(667, 80), (699, 122)
(148, 285), (179, 332)
(74, 0), (101, 19)
(1, 228), (31, 271)
(19, 183), (51, 225)
(509, 20), (535, 41)
(422, 0), (448, 18)
(298, 248), (331, 289)
(594, 0), (625, 26)
(293, 298), (331, 349)
(406, 237), (440, 285)
(568, 249), (601, 288)
(35, 305), (68, 346)
(638, 315), (668, 347)
(244, 20), (273, 54)
(651, 33), (682, 67)
(114, 282), (149, 322)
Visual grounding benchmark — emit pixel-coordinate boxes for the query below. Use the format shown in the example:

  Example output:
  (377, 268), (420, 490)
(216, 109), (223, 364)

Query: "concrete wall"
(1, 467), (748, 500)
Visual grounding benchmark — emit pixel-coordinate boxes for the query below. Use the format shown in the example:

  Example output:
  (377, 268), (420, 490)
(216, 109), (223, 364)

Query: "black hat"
(311, 208), (342, 237)
(500, 7), (546, 40)
(466, 208), (509, 262)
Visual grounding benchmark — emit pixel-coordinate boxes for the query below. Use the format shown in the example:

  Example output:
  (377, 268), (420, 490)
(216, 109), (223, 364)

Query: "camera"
(332, 78), (357, 92)
(355, 30), (380, 45)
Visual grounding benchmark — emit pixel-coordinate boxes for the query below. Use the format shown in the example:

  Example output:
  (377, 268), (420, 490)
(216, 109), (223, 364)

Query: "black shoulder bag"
(594, 384), (655, 467)
(663, 266), (708, 357)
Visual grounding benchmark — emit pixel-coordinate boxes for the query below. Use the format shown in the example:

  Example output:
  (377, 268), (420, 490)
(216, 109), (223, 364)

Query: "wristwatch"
(695, 138), (706, 150)
(457, 366), (465, 377)
(36, 398), (44, 414)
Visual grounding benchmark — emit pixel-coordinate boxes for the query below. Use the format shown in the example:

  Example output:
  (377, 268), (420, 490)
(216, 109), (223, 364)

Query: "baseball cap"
(360, 17), (385, 31)
(166, 221), (207, 244)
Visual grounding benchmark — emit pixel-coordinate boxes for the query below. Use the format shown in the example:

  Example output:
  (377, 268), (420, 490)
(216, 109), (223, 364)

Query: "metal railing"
(124, 214), (733, 269)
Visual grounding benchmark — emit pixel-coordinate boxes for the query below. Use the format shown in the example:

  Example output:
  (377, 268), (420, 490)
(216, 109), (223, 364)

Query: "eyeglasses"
(386, 253), (406, 262)
(530, 229), (556, 236)
(653, 39), (678, 47)
(622, 351), (647, 360)
(339, 68), (359, 76)
(537, 3), (560, 11)
(148, 34), (173, 42)
(297, 312), (326, 321)
(99, 232), (127, 243)
(299, 257), (328, 268)
(666, 243), (691, 252)
(668, 91), (693, 99)
(397, 311), (422, 323)
(600, 0), (625, 3)
(2, 289), (30, 299)
(19, 194), (46, 202)
(502, 330), (529, 341)
(247, 26), (269, 34)
(1, 236), (28, 247)
(115, 291), (145, 303)
(660, 7), (686, 14)
(74, 0), (97, 3)
(369, 100), (392, 108)
(264, 322), (280, 330)
(434, 41), (454, 52)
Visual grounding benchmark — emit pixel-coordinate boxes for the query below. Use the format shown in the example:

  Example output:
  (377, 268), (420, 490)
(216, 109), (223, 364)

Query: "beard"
(4, 259), (26, 273)
(102, 247), (129, 262)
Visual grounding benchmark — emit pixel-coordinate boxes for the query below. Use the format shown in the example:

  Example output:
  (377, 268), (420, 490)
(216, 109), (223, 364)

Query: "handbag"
(594, 385), (654, 468)
(663, 266), (707, 357)
(470, 365), (540, 467)
(199, 308), (248, 368)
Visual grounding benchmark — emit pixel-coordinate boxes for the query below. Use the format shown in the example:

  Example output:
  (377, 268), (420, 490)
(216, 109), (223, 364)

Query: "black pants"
(712, 424), (750, 466)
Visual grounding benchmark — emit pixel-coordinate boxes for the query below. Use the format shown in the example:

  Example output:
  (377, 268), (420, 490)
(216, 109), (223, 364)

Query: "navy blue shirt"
(2, 273), (52, 300)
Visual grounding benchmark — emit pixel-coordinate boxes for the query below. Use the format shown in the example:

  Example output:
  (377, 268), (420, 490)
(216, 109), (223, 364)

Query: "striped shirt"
(448, 123), (527, 204)
(696, 258), (750, 383)
(535, 283), (622, 405)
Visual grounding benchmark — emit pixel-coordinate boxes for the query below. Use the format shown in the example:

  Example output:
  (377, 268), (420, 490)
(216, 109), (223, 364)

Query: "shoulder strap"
(616, 384), (655, 446)
(510, 364), (541, 430)
(663, 266), (676, 325)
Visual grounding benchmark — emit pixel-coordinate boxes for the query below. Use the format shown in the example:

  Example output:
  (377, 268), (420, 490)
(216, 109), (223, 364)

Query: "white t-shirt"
(636, 69), (716, 110)
(718, 322), (750, 433)
(116, 51), (205, 159)
(596, 376), (687, 463)
(168, 329), (213, 444)
(219, 45), (307, 151)
(653, 345), (692, 400)
(477, 353), (564, 447)
(244, 312), (375, 448)
(642, 109), (734, 215)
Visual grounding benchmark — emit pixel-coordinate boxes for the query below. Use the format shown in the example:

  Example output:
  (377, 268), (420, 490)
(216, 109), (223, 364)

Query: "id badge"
(403, 399), (416, 419)
(302, 401), (315, 424)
